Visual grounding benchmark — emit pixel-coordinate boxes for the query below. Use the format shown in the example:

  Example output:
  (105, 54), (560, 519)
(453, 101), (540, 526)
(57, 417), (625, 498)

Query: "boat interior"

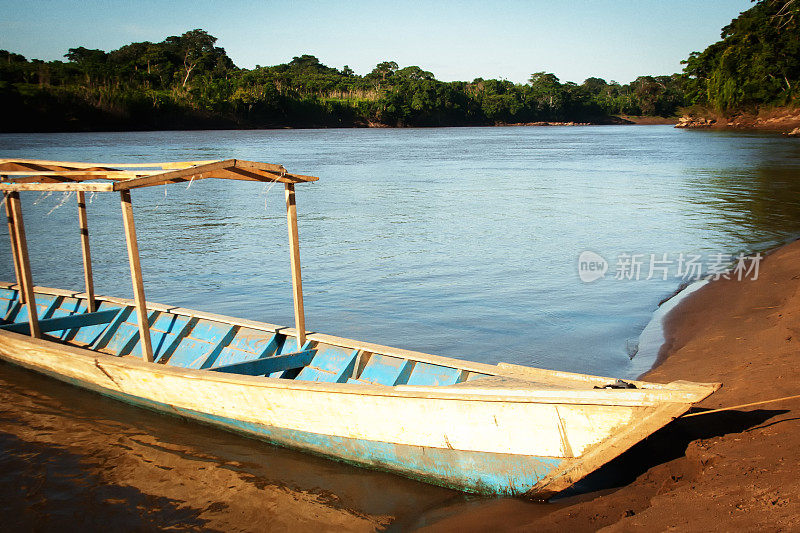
(0, 286), (492, 386)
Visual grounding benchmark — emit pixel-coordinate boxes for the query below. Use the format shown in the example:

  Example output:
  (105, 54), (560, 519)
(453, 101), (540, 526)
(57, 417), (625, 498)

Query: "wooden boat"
(0, 158), (719, 497)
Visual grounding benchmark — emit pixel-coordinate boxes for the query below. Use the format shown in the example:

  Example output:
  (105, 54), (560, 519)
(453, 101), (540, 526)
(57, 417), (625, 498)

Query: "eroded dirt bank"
(676, 107), (800, 134)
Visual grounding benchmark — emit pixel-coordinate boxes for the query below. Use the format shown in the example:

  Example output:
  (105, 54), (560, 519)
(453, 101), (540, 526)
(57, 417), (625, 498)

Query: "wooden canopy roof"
(2, 156), (315, 360)
(0, 158), (318, 192)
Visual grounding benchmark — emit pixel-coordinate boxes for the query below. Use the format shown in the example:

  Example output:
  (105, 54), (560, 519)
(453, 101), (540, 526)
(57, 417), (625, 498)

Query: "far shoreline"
(0, 117), (667, 134)
(8, 113), (800, 134)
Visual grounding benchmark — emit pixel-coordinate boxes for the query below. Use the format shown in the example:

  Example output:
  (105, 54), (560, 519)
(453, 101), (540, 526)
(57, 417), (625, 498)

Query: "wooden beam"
(0, 170), (163, 177)
(211, 350), (316, 376)
(0, 183), (114, 192)
(284, 183), (307, 350)
(231, 160), (288, 174)
(113, 159), (319, 190)
(7, 192), (40, 338)
(119, 190), (153, 362)
(3, 192), (24, 303)
(77, 192), (96, 312)
(113, 160), (235, 190)
(0, 158), (221, 169)
(219, 167), (319, 184)
(231, 160), (317, 182)
(4, 175), (97, 184)
(0, 308), (118, 334)
(0, 159), (317, 191)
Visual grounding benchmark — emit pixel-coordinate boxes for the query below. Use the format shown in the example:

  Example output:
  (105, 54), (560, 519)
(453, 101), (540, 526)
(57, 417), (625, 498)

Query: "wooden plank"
(0, 183), (114, 192)
(153, 316), (198, 363)
(527, 402), (691, 496)
(198, 325), (238, 368)
(3, 193), (24, 303)
(0, 159), (317, 190)
(0, 170), (163, 177)
(90, 307), (132, 349)
(113, 160), (235, 190)
(231, 160), (287, 174)
(0, 309), (118, 334)
(231, 160), (318, 182)
(119, 190), (153, 362)
(113, 160), (319, 190)
(117, 310), (159, 356)
(219, 168), (288, 182)
(297, 348), (360, 383)
(406, 362), (462, 386)
(41, 295), (63, 319)
(6, 192), (40, 337)
(219, 167), (318, 184)
(76, 192), (96, 312)
(0, 159), (221, 169)
(211, 350), (316, 376)
(4, 175), (99, 184)
(282, 173), (320, 183)
(2, 282), (494, 376)
(284, 183), (307, 350)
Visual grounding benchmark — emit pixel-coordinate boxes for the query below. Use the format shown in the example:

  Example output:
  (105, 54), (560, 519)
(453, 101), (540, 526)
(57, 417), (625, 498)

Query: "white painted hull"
(0, 320), (715, 496)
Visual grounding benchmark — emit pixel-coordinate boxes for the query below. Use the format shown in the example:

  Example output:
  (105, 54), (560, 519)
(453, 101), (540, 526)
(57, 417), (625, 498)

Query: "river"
(1, 125), (799, 529)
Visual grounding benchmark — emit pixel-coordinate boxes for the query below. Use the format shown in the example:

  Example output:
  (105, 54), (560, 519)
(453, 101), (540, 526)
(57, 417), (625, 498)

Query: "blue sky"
(1, 0), (753, 84)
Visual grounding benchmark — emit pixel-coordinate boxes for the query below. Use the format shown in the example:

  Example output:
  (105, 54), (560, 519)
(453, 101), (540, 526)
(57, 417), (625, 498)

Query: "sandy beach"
(423, 240), (800, 531)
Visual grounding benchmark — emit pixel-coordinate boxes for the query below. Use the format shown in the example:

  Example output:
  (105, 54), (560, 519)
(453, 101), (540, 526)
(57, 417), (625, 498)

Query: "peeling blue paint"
(28, 368), (561, 496)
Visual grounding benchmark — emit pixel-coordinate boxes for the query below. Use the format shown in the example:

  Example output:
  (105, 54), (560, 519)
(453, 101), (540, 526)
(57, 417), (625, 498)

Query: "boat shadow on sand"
(559, 407), (788, 498)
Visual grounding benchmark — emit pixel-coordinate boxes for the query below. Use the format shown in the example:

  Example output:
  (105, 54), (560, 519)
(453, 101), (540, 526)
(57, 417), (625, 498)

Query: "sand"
(422, 241), (800, 531)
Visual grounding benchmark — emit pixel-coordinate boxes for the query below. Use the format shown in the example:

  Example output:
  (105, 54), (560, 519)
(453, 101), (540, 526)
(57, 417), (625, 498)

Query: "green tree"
(528, 72), (562, 115)
(165, 29), (229, 87)
(682, 0), (800, 112)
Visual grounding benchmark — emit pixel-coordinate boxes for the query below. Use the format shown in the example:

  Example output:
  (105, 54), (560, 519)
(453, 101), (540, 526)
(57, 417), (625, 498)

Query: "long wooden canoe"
(0, 159), (719, 497)
(0, 284), (717, 496)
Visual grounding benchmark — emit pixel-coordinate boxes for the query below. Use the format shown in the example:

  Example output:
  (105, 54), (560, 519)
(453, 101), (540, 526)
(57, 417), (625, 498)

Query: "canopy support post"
(7, 192), (40, 337)
(284, 183), (306, 349)
(3, 192), (24, 303)
(77, 192), (96, 312)
(119, 190), (153, 362)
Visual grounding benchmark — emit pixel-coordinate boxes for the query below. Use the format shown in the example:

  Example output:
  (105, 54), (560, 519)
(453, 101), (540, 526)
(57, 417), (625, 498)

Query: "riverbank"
(676, 107), (800, 134)
(422, 240), (800, 531)
(1, 116), (665, 132)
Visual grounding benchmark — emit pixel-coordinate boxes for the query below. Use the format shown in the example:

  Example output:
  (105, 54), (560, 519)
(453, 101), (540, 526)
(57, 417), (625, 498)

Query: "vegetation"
(0, 29), (686, 131)
(682, 0), (799, 113)
(0, 0), (796, 131)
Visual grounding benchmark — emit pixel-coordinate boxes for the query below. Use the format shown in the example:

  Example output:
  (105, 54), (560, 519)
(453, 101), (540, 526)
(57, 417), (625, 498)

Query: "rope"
(682, 393), (800, 418)
(46, 191), (73, 215)
(33, 190), (53, 205)
(262, 179), (279, 210)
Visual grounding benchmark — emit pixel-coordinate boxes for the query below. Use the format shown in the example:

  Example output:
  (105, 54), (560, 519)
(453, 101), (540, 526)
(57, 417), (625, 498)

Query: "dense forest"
(0, 0), (796, 131)
(682, 0), (799, 113)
